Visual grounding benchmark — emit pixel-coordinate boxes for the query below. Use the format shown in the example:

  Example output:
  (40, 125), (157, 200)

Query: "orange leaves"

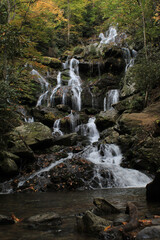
(139, 219), (152, 226)
(11, 214), (23, 223)
(104, 225), (112, 231)
(154, 215), (160, 219)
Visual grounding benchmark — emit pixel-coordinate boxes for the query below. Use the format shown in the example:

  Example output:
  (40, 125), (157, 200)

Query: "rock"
(93, 198), (120, 215)
(0, 158), (18, 176)
(40, 57), (61, 69)
(146, 171), (160, 201)
(77, 210), (112, 234)
(49, 158), (94, 190)
(99, 228), (123, 240)
(26, 212), (62, 230)
(96, 109), (118, 131)
(0, 215), (15, 225)
(136, 226), (160, 240)
(32, 107), (66, 127)
(114, 94), (144, 113)
(56, 104), (71, 113)
(100, 127), (119, 144)
(53, 133), (78, 146)
(27, 212), (61, 224)
(8, 122), (53, 151)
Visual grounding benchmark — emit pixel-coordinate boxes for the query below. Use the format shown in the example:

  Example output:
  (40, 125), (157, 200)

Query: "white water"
(104, 89), (119, 110)
(104, 97), (107, 111)
(69, 58), (82, 111)
(122, 47), (137, 72)
(99, 26), (118, 45)
(50, 72), (62, 107)
(31, 69), (50, 107)
(52, 119), (63, 136)
(25, 117), (34, 123)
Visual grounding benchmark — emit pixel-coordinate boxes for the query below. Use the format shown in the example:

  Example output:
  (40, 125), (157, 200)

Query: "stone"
(96, 109), (118, 131)
(78, 210), (112, 234)
(136, 226), (160, 240)
(8, 122), (53, 150)
(0, 158), (18, 175)
(0, 215), (14, 225)
(146, 171), (160, 202)
(93, 198), (120, 215)
(27, 212), (61, 224)
(53, 133), (78, 146)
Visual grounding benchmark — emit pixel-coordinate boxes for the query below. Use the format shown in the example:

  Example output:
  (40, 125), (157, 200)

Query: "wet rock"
(8, 122), (53, 151)
(99, 228), (123, 240)
(26, 212), (62, 230)
(40, 57), (61, 69)
(32, 107), (65, 127)
(0, 215), (15, 225)
(146, 171), (160, 202)
(53, 133), (78, 146)
(136, 226), (160, 240)
(100, 127), (119, 144)
(96, 109), (118, 131)
(49, 158), (94, 190)
(77, 210), (112, 234)
(93, 198), (120, 216)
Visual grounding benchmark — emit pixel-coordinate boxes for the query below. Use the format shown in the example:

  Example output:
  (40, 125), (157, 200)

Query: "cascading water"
(107, 89), (119, 110)
(122, 47), (137, 72)
(31, 69), (50, 107)
(99, 26), (118, 45)
(52, 119), (63, 136)
(69, 58), (82, 111)
(79, 118), (151, 188)
(50, 71), (62, 107)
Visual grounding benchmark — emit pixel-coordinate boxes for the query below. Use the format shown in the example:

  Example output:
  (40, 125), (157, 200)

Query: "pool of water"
(0, 188), (159, 240)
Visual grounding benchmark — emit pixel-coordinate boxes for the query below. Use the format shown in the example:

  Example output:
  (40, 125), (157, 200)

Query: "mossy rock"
(41, 57), (61, 69)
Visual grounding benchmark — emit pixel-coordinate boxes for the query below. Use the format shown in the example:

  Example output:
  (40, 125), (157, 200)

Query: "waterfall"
(104, 97), (107, 111)
(31, 69), (49, 90)
(104, 89), (119, 110)
(67, 110), (79, 132)
(31, 69), (50, 107)
(122, 47), (137, 72)
(99, 26), (118, 45)
(52, 119), (63, 136)
(50, 72), (62, 107)
(25, 117), (34, 123)
(69, 58), (82, 111)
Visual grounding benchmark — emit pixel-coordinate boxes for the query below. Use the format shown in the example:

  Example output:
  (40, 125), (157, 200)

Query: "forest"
(0, 1), (160, 240)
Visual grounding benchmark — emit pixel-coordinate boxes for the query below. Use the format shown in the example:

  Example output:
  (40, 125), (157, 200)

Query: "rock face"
(146, 171), (160, 202)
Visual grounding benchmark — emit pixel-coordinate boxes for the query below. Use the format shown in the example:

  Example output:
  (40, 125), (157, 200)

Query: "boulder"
(77, 210), (112, 234)
(9, 122), (53, 149)
(96, 109), (118, 131)
(26, 212), (62, 230)
(0, 158), (18, 176)
(146, 171), (160, 202)
(40, 57), (61, 69)
(93, 198), (120, 215)
(100, 127), (119, 144)
(136, 226), (160, 240)
(53, 133), (78, 146)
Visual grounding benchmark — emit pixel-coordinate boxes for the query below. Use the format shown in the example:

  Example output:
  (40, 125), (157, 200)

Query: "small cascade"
(25, 117), (34, 123)
(106, 89), (119, 110)
(52, 119), (63, 136)
(50, 72), (62, 107)
(122, 47), (137, 72)
(67, 110), (79, 132)
(99, 26), (118, 45)
(69, 58), (82, 111)
(31, 69), (49, 90)
(31, 69), (50, 107)
(104, 97), (107, 111)
(76, 117), (100, 143)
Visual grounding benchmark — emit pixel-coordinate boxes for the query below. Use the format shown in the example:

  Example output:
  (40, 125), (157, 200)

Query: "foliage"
(131, 45), (160, 95)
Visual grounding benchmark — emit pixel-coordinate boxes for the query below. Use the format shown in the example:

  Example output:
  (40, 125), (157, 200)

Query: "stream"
(0, 188), (160, 240)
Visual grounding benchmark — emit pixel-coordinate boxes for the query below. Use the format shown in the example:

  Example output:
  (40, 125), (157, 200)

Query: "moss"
(73, 46), (84, 55)
(40, 57), (61, 69)
(44, 112), (56, 122)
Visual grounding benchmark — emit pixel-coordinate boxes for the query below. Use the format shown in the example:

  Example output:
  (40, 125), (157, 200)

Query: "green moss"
(44, 112), (56, 121)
